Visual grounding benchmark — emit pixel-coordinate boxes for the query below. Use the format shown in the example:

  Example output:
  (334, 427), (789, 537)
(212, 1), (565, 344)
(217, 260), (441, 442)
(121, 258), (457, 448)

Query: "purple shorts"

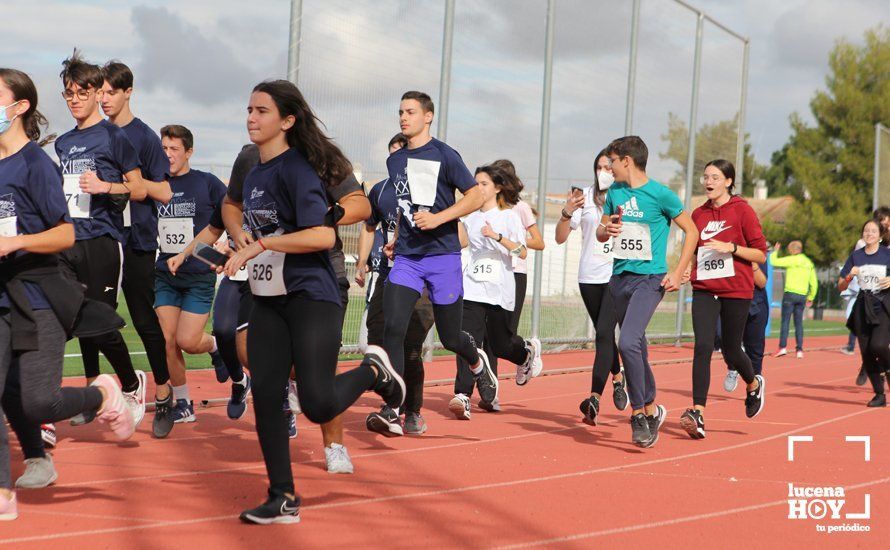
(387, 253), (463, 305)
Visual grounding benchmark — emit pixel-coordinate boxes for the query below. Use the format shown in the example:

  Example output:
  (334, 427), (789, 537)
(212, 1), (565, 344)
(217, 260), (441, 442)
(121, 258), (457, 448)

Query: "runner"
(156, 125), (227, 427)
(449, 163), (542, 419)
(679, 159), (766, 439)
(357, 133), (435, 435)
(0, 68), (136, 519)
(554, 149), (628, 425)
(100, 61), (178, 436)
(365, 91), (497, 437)
(597, 135), (697, 448)
(724, 256), (770, 392)
(839, 219), (890, 407)
(55, 50), (147, 429)
(224, 80), (403, 524)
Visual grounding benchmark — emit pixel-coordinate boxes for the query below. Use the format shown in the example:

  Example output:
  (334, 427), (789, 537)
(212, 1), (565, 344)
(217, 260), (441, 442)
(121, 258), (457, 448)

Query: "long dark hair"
(592, 149), (610, 207)
(0, 68), (55, 146)
(704, 159), (736, 194)
(475, 164), (519, 210)
(252, 80), (352, 187)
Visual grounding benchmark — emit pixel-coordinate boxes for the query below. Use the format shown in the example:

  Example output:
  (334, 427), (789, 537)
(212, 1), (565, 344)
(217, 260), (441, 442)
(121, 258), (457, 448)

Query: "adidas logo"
(621, 197), (645, 218)
(700, 220), (732, 240)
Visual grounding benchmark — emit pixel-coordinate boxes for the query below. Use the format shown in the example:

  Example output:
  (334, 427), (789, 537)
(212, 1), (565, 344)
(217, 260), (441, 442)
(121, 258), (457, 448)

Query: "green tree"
(659, 112), (765, 196)
(766, 27), (890, 266)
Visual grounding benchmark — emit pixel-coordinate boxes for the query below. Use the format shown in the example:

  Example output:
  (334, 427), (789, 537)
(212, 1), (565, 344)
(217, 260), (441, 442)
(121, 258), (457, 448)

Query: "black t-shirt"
(227, 144), (359, 280)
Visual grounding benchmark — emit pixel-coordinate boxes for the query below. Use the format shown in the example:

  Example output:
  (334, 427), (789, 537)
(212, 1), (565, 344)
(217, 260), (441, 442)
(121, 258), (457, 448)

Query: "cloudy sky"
(6, 0), (889, 191)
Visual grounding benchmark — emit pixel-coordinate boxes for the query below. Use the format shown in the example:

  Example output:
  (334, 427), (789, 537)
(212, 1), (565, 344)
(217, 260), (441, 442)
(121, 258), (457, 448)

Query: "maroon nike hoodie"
(691, 195), (767, 299)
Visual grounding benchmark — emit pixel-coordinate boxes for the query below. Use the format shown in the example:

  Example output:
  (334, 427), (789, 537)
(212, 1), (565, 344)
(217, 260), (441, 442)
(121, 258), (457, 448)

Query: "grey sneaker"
(724, 370), (739, 392)
(15, 455), (58, 489)
(630, 413), (652, 447)
(324, 443), (354, 474)
(404, 412), (428, 435)
(644, 404), (667, 448)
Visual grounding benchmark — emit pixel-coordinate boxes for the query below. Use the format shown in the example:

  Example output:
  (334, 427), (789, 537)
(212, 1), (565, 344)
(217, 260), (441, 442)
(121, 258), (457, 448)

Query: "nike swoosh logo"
(104, 286), (114, 292)
(280, 502), (298, 514)
(700, 226), (731, 240)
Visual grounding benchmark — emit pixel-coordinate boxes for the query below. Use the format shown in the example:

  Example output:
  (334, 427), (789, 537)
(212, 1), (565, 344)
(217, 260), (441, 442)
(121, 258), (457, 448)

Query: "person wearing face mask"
(0, 68), (137, 519)
(555, 149), (628, 426)
(679, 159), (766, 440)
(839, 219), (890, 407)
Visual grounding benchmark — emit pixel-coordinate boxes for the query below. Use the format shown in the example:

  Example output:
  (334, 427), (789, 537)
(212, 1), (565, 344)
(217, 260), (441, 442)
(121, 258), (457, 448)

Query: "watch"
(496, 233), (503, 242)
(732, 243), (738, 254)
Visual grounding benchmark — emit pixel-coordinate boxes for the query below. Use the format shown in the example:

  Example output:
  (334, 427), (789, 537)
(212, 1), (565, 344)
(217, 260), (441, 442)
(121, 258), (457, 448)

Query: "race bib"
(591, 236), (615, 259)
(696, 247), (735, 281)
(248, 250), (286, 296)
(858, 264), (887, 292)
(63, 174), (91, 219)
(469, 257), (502, 283)
(123, 202), (132, 227)
(229, 264), (249, 282)
(158, 217), (194, 254)
(406, 159), (440, 207)
(613, 222), (652, 261)
(0, 216), (17, 238)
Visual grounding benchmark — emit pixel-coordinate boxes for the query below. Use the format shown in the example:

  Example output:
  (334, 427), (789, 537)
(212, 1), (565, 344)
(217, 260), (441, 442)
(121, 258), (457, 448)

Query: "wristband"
(561, 209), (571, 220)
(732, 242), (738, 254)
(258, 238), (267, 251)
(510, 244), (526, 257)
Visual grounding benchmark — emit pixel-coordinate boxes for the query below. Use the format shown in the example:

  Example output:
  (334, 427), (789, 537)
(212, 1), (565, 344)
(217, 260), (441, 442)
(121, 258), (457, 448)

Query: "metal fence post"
(875, 123), (886, 211)
(531, 0), (556, 339)
(674, 11), (704, 344)
(287, 0), (303, 84)
(735, 39), (750, 195)
(624, 0), (641, 135)
(437, 0), (456, 141)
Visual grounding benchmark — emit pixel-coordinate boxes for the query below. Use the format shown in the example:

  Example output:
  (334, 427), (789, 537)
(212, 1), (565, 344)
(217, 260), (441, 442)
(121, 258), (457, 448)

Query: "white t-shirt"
(511, 200), (537, 274)
(462, 207), (526, 311)
(569, 186), (614, 284)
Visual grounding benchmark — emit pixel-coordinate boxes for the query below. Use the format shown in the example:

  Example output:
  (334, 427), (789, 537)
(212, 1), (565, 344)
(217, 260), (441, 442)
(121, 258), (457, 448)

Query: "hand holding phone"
(192, 241), (229, 269)
(571, 186), (584, 198)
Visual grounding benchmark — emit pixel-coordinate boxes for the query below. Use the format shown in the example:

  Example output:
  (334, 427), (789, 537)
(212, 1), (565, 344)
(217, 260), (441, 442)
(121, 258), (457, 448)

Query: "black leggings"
(579, 283), (621, 394)
(856, 309), (890, 395)
(383, 281), (479, 381)
(248, 294), (376, 496)
(122, 245), (169, 386)
(455, 300), (528, 396)
(691, 291), (756, 407)
(212, 277), (247, 381)
(510, 272), (528, 334)
(2, 361), (47, 460)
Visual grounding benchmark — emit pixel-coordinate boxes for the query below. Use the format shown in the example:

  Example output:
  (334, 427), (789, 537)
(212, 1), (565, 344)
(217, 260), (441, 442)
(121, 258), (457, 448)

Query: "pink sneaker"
(92, 374), (136, 441)
(0, 491), (17, 521)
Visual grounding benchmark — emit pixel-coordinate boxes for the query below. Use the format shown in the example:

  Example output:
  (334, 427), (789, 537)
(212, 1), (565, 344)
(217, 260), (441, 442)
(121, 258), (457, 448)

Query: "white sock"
(470, 361), (483, 375)
(233, 373), (247, 386)
(172, 384), (190, 402)
(392, 407), (400, 416)
(209, 336), (218, 354)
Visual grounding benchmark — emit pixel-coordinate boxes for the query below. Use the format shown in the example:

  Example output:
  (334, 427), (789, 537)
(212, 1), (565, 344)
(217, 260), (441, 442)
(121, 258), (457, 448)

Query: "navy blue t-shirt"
(840, 246), (890, 285)
(121, 117), (168, 251)
(0, 142), (73, 309)
(156, 169), (227, 274)
(369, 229), (386, 275)
(385, 138), (476, 256)
(242, 147), (340, 305)
(367, 178), (399, 277)
(55, 119), (140, 242)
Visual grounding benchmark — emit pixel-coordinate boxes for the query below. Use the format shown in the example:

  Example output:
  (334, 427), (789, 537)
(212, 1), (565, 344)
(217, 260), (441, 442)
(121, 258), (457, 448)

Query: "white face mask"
(597, 169), (614, 191)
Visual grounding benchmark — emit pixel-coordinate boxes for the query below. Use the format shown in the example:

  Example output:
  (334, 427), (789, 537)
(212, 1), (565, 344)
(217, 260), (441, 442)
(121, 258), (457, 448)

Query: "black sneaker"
(745, 375), (766, 418)
(579, 395), (600, 426)
(856, 368), (867, 387)
(867, 393), (886, 407)
(228, 375), (251, 420)
(239, 490), (301, 525)
(644, 404), (667, 448)
(472, 348), (499, 405)
(365, 345), (405, 408)
(679, 408), (706, 439)
(210, 349), (228, 383)
(366, 405), (404, 437)
(630, 413), (652, 447)
(478, 398), (501, 412)
(612, 374), (629, 411)
(152, 394), (174, 439)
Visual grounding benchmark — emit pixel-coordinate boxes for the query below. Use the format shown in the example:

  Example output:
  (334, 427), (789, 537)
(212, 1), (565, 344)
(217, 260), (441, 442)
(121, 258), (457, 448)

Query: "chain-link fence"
(203, 0), (750, 353)
(874, 123), (890, 211)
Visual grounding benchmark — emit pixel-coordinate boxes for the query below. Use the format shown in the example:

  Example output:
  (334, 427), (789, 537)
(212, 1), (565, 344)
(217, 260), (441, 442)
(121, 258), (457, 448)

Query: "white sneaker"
(448, 394), (471, 420)
(325, 443), (354, 474)
(723, 370), (739, 392)
(796, 350), (804, 359)
(775, 348), (788, 358)
(529, 337), (543, 377)
(516, 339), (536, 386)
(287, 379), (301, 415)
(122, 370), (147, 428)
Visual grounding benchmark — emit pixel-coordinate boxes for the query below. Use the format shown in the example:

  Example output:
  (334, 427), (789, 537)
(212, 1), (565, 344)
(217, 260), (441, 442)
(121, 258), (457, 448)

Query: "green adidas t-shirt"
(603, 179), (684, 275)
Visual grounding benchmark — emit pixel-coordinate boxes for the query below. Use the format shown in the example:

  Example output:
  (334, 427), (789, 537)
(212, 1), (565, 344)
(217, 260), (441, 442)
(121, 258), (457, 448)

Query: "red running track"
(1, 335), (887, 548)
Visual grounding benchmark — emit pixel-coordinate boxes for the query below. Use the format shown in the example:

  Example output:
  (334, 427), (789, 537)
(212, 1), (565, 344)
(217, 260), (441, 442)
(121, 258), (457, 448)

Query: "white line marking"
(845, 435), (871, 462)
(787, 435), (813, 461)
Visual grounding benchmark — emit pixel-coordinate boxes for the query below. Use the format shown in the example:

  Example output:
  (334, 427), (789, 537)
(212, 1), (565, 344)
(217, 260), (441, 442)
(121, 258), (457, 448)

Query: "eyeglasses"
(607, 156), (622, 168)
(700, 174), (724, 184)
(61, 88), (97, 102)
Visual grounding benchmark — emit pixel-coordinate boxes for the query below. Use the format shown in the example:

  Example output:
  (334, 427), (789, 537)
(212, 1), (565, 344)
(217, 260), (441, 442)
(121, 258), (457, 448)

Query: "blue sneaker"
(171, 399), (196, 423)
(227, 375), (251, 420)
(210, 350), (228, 383)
